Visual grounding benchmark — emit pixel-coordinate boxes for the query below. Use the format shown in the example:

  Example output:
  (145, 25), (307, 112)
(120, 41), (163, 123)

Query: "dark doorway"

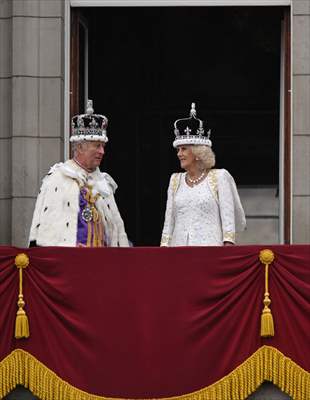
(74, 6), (284, 246)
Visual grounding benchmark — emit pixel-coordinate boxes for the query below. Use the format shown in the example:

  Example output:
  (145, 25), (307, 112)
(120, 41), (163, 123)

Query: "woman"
(160, 103), (246, 246)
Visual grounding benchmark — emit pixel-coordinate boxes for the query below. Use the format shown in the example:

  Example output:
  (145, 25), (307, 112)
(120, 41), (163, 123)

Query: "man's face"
(78, 141), (105, 171)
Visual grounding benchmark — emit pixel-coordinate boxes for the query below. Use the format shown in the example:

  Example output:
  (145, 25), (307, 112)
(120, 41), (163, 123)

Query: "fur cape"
(29, 160), (129, 247)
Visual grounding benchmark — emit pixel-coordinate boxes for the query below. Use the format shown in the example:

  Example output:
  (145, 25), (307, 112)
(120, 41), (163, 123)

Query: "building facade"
(0, 1), (309, 399)
(1, 0), (309, 247)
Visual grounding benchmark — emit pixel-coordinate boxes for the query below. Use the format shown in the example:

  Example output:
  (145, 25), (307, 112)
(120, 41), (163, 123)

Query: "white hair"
(191, 145), (216, 170)
(71, 141), (89, 157)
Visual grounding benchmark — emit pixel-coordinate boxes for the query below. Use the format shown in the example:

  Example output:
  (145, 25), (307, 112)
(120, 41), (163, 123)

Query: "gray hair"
(71, 141), (89, 157)
(191, 145), (216, 170)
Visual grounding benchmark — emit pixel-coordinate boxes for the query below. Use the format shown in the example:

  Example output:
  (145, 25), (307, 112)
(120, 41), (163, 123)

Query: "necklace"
(186, 171), (206, 185)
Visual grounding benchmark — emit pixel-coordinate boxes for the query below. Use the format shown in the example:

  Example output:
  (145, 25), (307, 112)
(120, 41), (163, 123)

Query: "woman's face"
(176, 145), (196, 171)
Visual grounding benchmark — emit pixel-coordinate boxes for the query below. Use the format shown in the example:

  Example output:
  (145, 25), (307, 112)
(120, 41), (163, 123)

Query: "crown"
(70, 100), (108, 143)
(173, 103), (211, 148)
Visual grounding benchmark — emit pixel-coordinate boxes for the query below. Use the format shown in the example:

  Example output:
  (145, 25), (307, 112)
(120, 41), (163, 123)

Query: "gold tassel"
(14, 253), (30, 339)
(259, 249), (275, 338)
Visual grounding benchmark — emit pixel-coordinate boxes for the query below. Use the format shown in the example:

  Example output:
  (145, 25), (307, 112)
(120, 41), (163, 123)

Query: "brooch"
(82, 206), (93, 222)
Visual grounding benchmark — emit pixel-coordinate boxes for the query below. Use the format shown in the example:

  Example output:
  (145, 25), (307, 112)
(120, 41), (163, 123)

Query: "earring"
(196, 158), (200, 161)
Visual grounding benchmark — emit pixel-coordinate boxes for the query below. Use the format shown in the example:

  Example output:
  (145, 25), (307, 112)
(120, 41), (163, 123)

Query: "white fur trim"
(70, 133), (108, 143)
(29, 162), (129, 247)
(60, 161), (116, 197)
(173, 137), (212, 148)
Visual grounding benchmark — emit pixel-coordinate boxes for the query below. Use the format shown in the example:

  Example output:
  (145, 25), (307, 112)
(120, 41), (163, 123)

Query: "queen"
(160, 103), (246, 247)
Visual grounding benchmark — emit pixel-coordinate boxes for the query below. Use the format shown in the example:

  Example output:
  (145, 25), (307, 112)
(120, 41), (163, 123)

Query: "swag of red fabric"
(0, 245), (309, 398)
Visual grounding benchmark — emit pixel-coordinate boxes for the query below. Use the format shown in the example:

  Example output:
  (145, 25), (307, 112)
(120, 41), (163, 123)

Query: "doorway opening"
(71, 6), (287, 246)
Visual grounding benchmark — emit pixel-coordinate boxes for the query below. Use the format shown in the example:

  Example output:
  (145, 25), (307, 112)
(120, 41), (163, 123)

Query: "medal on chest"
(81, 186), (100, 222)
(81, 206), (93, 222)
(78, 185), (105, 247)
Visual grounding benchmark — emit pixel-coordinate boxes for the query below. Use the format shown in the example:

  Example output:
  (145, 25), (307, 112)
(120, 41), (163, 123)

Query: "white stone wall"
(237, 188), (279, 244)
(292, 0), (310, 243)
(0, 0), (12, 244)
(0, 0), (310, 246)
(0, 3), (303, 399)
(0, 0), (65, 246)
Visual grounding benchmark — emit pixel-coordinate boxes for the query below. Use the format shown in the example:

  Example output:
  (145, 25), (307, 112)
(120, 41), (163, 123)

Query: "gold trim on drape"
(0, 346), (309, 400)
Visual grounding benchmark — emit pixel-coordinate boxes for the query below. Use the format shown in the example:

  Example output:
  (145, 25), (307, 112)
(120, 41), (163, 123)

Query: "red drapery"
(0, 245), (309, 399)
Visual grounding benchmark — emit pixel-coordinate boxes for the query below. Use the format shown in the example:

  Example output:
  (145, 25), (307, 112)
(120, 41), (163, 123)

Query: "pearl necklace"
(186, 171), (205, 185)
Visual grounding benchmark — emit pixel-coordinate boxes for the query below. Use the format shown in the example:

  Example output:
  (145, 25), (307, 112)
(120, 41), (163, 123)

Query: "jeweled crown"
(173, 103), (211, 148)
(70, 100), (108, 143)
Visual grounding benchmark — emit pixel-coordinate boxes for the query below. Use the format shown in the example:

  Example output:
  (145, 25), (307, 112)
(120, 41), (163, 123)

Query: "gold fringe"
(14, 254), (30, 339)
(259, 249), (275, 338)
(0, 346), (309, 400)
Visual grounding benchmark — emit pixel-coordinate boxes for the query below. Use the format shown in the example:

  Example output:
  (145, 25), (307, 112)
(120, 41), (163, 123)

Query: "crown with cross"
(70, 99), (108, 143)
(173, 103), (212, 148)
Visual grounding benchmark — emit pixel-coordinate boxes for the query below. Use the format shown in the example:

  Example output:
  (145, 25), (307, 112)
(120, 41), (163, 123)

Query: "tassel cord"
(259, 249), (275, 338)
(265, 263), (269, 296)
(19, 268), (23, 298)
(14, 254), (30, 339)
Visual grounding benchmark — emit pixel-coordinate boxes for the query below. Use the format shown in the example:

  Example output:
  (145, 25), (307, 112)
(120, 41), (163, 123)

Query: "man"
(29, 100), (129, 247)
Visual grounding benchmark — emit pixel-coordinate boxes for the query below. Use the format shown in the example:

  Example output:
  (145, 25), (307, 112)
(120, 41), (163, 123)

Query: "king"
(29, 100), (129, 248)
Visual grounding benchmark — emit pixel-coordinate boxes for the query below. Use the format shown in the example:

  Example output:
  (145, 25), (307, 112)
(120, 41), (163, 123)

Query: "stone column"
(0, 0), (12, 244)
(0, 0), (65, 246)
(292, 0), (310, 242)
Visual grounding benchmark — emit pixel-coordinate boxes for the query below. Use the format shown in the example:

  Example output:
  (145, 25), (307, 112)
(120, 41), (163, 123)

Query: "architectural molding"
(70, 0), (291, 7)
(64, 0), (71, 160)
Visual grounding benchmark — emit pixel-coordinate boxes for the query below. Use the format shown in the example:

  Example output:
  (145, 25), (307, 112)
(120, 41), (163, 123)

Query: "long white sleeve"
(217, 169), (246, 243)
(160, 173), (180, 246)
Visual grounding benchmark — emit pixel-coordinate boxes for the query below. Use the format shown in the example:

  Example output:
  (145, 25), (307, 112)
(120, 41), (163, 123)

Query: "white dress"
(160, 169), (246, 246)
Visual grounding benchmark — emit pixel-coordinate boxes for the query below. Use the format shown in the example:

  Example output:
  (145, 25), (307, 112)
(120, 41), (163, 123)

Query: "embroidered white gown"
(160, 169), (246, 246)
